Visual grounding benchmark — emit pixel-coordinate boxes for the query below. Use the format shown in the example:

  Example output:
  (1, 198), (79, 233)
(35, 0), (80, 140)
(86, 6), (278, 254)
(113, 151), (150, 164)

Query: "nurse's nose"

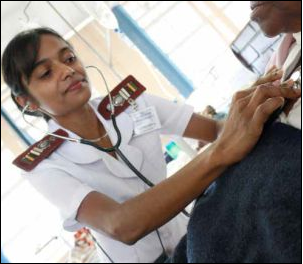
(56, 62), (76, 81)
(62, 65), (76, 81)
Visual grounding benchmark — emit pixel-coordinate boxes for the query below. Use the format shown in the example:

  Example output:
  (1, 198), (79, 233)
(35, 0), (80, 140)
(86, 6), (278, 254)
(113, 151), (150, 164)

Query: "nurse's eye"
(40, 69), (52, 79)
(65, 55), (77, 64)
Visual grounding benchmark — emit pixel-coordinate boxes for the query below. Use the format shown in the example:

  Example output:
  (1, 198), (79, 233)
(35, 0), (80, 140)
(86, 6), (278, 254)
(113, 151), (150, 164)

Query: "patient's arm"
(171, 122), (301, 263)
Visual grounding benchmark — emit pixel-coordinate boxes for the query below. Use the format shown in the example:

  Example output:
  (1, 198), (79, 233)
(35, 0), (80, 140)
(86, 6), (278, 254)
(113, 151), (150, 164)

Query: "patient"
(170, 1), (302, 263)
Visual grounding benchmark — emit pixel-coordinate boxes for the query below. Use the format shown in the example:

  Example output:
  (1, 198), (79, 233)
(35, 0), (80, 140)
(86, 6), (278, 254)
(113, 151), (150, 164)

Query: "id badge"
(130, 106), (162, 137)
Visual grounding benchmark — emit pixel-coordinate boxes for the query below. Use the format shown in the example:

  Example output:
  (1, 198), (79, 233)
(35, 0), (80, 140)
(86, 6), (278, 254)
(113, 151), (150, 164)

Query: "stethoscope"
(22, 66), (190, 215)
(290, 66), (301, 89)
(21, 65), (189, 262)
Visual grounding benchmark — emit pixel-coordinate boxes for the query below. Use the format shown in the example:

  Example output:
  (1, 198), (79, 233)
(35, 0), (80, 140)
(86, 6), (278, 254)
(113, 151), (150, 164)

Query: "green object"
(166, 141), (181, 160)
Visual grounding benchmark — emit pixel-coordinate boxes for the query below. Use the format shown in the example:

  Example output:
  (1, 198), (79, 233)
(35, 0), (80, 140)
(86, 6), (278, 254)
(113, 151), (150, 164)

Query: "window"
(122, 1), (258, 111)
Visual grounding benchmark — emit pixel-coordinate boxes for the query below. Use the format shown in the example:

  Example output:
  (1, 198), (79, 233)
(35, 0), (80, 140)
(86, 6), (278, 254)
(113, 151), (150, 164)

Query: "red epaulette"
(13, 129), (68, 172)
(98, 75), (146, 120)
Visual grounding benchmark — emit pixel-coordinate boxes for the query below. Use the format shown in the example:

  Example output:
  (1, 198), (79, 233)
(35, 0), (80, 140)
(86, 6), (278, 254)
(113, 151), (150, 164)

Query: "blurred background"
(1, 1), (283, 262)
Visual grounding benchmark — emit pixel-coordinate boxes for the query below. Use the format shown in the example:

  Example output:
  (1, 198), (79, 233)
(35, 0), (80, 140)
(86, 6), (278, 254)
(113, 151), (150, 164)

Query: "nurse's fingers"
(253, 68), (283, 86)
(231, 70), (283, 102)
(265, 65), (277, 74)
(231, 87), (257, 102)
(247, 80), (301, 110)
(251, 97), (285, 133)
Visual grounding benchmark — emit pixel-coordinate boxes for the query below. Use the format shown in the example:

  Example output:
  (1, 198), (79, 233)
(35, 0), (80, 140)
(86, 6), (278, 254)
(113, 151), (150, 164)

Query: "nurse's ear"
(15, 95), (40, 112)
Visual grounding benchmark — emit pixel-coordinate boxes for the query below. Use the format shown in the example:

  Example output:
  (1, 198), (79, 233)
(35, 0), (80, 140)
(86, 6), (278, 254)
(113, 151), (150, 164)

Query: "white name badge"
(130, 106), (162, 136)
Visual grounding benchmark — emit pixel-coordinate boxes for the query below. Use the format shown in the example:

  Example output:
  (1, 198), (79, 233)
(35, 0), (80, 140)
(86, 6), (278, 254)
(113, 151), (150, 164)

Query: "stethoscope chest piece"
(290, 66), (301, 90)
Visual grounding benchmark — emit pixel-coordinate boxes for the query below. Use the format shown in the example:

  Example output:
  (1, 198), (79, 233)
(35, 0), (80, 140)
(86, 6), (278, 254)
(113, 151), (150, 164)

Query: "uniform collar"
(48, 98), (144, 177)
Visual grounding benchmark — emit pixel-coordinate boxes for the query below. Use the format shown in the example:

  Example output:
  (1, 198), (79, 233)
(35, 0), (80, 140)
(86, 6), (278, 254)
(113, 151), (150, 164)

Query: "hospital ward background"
(1, 1), (300, 263)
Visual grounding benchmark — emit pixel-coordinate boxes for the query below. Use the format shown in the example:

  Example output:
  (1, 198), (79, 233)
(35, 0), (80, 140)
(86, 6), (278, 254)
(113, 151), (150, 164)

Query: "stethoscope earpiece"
(24, 101), (37, 113)
(24, 101), (32, 112)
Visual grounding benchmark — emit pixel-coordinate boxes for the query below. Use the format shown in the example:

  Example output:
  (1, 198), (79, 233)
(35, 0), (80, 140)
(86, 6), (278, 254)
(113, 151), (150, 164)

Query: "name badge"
(130, 106), (162, 136)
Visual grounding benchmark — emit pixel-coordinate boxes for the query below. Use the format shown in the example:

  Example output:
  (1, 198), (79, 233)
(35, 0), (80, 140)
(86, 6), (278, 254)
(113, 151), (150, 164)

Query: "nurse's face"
(25, 34), (91, 117)
(250, 1), (301, 37)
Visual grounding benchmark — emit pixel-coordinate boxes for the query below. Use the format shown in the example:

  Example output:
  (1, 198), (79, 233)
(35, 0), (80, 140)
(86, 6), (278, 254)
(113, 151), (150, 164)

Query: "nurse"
(1, 28), (300, 263)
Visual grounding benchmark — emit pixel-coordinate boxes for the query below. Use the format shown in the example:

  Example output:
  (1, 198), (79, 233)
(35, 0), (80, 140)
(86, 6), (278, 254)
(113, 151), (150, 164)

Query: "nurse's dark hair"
(1, 27), (73, 121)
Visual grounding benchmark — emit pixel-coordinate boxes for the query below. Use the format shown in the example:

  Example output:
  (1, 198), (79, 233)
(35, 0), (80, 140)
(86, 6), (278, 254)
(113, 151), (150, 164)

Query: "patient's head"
(250, 1), (301, 37)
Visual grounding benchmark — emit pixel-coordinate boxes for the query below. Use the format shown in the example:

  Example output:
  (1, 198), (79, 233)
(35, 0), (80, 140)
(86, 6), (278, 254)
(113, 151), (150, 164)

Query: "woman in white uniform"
(2, 28), (300, 263)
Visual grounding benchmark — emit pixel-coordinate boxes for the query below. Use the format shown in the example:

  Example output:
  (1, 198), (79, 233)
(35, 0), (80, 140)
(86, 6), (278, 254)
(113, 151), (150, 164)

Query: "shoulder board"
(98, 75), (146, 120)
(13, 129), (68, 172)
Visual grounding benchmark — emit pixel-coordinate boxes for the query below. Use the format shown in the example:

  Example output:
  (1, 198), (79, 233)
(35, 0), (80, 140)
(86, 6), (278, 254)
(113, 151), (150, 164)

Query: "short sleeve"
(23, 168), (94, 232)
(142, 94), (194, 136)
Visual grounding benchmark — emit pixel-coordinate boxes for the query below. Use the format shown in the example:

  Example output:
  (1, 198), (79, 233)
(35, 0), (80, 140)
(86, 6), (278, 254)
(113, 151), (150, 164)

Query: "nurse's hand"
(213, 80), (301, 166)
(252, 66), (283, 87)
